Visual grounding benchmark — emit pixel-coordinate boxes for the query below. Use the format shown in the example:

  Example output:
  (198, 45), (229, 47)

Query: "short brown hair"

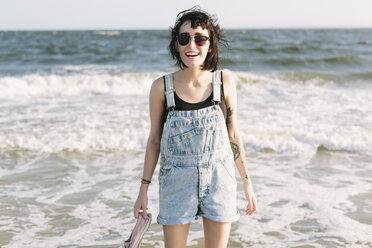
(168, 6), (228, 72)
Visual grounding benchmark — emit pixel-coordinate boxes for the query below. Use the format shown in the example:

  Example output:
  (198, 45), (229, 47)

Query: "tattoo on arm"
(230, 142), (240, 160)
(226, 107), (233, 125)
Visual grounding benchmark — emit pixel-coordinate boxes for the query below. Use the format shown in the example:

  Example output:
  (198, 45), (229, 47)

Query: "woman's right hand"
(134, 191), (148, 219)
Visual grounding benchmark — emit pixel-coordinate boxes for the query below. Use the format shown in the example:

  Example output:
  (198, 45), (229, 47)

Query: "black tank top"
(160, 73), (227, 128)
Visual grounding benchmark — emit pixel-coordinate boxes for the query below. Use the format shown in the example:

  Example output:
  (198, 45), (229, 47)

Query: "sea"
(0, 29), (371, 248)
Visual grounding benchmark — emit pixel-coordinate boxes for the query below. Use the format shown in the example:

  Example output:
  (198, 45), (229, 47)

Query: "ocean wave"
(346, 71), (372, 81)
(1, 125), (370, 154)
(1, 69), (371, 156)
(276, 71), (339, 85)
(233, 71), (336, 86)
(322, 55), (363, 64)
(0, 130), (145, 154)
(251, 44), (310, 54)
(357, 40), (370, 45)
(1, 69), (371, 100)
(242, 129), (372, 155)
(265, 54), (365, 67)
(0, 72), (161, 99)
(93, 31), (121, 36)
(0, 70), (292, 100)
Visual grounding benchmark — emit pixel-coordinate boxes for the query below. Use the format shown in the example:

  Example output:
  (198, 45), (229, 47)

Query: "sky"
(1, 0), (372, 30)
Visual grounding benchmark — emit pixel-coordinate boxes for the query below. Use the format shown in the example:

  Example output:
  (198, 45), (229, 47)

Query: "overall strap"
(164, 73), (175, 110)
(212, 70), (222, 103)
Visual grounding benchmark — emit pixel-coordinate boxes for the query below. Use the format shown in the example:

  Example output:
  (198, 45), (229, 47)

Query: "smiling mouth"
(186, 52), (199, 58)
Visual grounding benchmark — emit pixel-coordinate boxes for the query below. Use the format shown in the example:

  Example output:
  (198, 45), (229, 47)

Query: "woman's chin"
(183, 62), (204, 69)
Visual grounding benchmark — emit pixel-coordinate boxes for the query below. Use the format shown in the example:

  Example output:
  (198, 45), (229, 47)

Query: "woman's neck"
(176, 68), (212, 86)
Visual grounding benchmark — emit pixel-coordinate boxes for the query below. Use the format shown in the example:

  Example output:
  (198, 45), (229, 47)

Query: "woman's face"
(177, 21), (211, 69)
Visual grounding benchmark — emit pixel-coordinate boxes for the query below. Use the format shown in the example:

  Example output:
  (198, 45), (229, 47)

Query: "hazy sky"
(1, 0), (372, 30)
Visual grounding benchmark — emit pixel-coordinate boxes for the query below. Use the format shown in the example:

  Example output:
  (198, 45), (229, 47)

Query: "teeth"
(186, 52), (198, 56)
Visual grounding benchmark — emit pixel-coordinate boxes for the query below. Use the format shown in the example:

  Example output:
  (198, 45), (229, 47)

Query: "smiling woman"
(175, 23), (211, 69)
(1, 9), (372, 248)
(132, 6), (257, 248)
(168, 8), (228, 71)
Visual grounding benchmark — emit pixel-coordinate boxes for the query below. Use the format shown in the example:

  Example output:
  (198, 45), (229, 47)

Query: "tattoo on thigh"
(230, 142), (240, 160)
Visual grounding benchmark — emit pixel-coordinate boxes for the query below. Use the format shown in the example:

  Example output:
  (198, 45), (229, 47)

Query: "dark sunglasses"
(177, 33), (209, 46)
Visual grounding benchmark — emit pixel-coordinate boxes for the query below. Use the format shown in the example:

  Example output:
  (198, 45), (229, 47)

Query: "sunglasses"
(177, 33), (209, 46)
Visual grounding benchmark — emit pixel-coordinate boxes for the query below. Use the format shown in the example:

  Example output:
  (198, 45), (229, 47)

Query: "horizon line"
(1, 26), (372, 31)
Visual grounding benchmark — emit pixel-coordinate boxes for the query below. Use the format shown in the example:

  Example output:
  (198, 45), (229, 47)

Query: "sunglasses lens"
(178, 33), (190, 46)
(177, 33), (209, 46)
(195, 36), (208, 46)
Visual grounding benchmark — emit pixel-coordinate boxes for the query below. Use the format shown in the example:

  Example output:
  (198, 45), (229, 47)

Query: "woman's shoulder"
(220, 69), (236, 92)
(150, 75), (166, 102)
(152, 75), (164, 87)
(152, 71), (176, 88)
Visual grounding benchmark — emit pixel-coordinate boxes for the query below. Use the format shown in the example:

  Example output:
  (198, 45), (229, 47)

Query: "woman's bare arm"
(223, 70), (257, 215)
(134, 76), (165, 219)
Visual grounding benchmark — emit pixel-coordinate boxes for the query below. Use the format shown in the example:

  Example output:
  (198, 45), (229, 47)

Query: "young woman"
(134, 7), (257, 248)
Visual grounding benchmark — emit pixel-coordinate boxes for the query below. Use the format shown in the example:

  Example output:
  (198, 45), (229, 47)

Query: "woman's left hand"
(243, 182), (257, 215)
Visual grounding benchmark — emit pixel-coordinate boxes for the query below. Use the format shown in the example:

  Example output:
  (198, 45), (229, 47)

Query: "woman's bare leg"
(163, 223), (191, 248)
(203, 217), (232, 248)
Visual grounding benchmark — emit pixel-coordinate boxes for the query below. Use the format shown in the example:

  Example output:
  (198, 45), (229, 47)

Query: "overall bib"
(157, 71), (240, 225)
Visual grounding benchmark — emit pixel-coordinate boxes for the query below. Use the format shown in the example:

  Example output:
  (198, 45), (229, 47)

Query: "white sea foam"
(234, 71), (372, 154)
(0, 71), (371, 155)
(0, 72), (161, 99)
(93, 31), (121, 36)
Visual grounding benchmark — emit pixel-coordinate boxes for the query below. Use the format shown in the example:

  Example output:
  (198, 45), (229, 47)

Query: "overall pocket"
(168, 128), (220, 155)
(158, 165), (174, 185)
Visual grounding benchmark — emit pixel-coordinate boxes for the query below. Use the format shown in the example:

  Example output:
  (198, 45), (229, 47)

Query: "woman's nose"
(188, 38), (197, 48)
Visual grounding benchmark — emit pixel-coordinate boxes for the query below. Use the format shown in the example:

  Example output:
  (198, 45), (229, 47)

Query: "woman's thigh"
(163, 223), (191, 248)
(202, 217), (232, 248)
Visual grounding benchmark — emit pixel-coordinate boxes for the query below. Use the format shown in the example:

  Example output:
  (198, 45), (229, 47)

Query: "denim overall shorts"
(157, 71), (240, 225)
